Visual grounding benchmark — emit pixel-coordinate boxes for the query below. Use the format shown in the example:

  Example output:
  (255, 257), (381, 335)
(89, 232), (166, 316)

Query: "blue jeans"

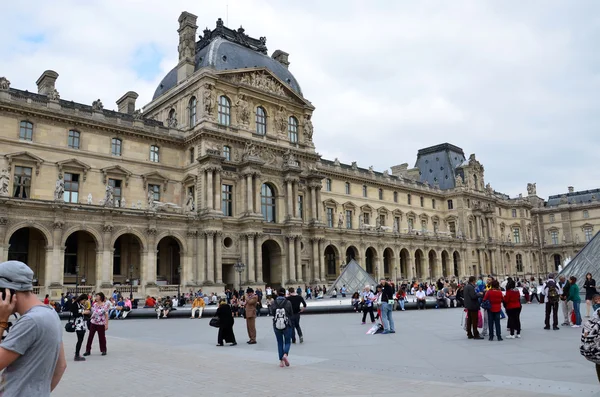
(500, 309), (506, 319)
(273, 326), (292, 360)
(487, 311), (501, 339)
(574, 301), (582, 325)
(398, 300), (405, 310)
(380, 302), (395, 332)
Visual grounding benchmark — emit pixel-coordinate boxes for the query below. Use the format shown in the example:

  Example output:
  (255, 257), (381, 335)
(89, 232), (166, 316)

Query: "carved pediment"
(419, 213), (429, 221)
(5, 151), (44, 175)
(57, 159), (91, 181)
(360, 204), (374, 213)
(342, 201), (356, 210)
(101, 165), (132, 186)
(407, 211), (417, 219)
(444, 215), (458, 224)
(182, 173), (197, 186)
(323, 198), (339, 209)
(582, 223), (594, 231)
(377, 206), (390, 215)
(392, 209), (403, 218)
(142, 171), (169, 191)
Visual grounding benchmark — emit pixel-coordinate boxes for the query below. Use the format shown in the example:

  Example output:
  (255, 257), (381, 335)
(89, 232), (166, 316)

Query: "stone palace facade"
(0, 12), (598, 299)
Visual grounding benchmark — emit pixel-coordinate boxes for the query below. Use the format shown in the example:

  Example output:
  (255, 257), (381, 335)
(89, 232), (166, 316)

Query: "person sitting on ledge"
(416, 286), (427, 310)
(144, 295), (156, 308)
(331, 288), (338, 298)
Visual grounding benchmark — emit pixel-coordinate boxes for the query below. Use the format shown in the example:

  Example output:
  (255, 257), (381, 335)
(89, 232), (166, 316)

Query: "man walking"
(287, 287), (307, 343)
(558, 275), (572, 326)
(245, 288), (258, 344)
(0, 261), (67, 396)
(464, 276), (484, 339)
(543, 273), (562, 330)
(379, 279), (396, 334)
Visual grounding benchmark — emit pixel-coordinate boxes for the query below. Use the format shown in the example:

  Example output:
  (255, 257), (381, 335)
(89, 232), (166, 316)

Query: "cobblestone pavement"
(54, 304), (600, 397)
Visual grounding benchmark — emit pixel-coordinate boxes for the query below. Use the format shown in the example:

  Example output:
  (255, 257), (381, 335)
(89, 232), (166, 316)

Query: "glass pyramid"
(558, 231), (600, 288)
(327, 259), (378, 296)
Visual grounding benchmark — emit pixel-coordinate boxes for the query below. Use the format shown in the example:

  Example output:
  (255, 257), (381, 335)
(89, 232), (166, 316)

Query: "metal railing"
(65, 286), (94, 294)
(114, 285), (139, 295)
(158, 285), (180, 293)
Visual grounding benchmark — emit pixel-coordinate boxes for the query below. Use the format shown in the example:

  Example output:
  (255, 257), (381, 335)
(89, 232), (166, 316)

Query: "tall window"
(326, 249), (336, 275)
(393, 191), (398, 203)
(111, 138), (122, 156)
(516, 254), (523, 272)
(394, 216), (400, 231)
(108, 179), (122, 204)
(64, 234), (78, 275)
(433, 221), (439, 234)
(421, 220), (427, 233)
(420, 196), (424, 207)
(469, 221), (473, 239)
(449, 222), (456, 238)
(345, 182), (351, 195)
(362, 185), (367, 197)
(222, 184), (233, 217)
(407, 194), (412, 205)
(378, 188), (383, 200)
(223, 145), (231, 161)
(379, 214), (386, 226)
(467, 199), (471, 209)
(189, 96), (197, 127)
(150, 145), (159, 163)
(447, 200), (453, 210)
(345, 210), (353, 229)
(19, 121), (33, 141)
(148, 184), (160, 202)
(68, 130), (80, 149)
(432, 199), (436, 209)
(513, 228), (521, 243)
(585, 227), (594, 242)
(12, 166), (32, 198)
(584, 210), (590, 219)
(363, 213), (370, 225)
(325, 178), (332, 192)
(256, 106), (266, 135)
(218, 96), (231, 126)
(288, 116), (298, 143)
(261, 184), (276, 223)
(326, 208), (334, 227)
(113, 238), (121, 275)
(189, 147), (195, 164)
(408, 218), (414, 232)
(297, 195), (304, 219)
(551, 230), (559, 245)
(63, 173), (79, 203)
(512, 209), (517, 218)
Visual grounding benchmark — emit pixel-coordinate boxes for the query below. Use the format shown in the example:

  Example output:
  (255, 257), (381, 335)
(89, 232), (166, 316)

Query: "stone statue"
(203, 83), (215, 116)
(133, 109), (143, 120)
(575, 234), (580, 244)
(261, 148), (277, 166)
(485, 183), (493, 194)
(383, 170), (389, 178)
(243, 142), (259, 159)
(103, 185), (114, 208)
(92, 99), (104, 111)
(527, 183), (537, 196)
(455, 174), (463, 187)
(274, 106), (287, 135)
(0, 169), (9, 196)
(87, 193), (93, 205)
(283, 149), (298, 166)
(235, 94), (250, 127)
(376, 217), (381, 229)
(147, 189), (157, 211)
(303, 115), (313, 141)
(559, 195), (568, 204)
(393, 220), (399, 233)
(368, 165), (374, 173)
(334, 158), (341, 167)
(351, 162), (358, 170)
(359, 214), (364, 229)
(167, 111), (178, 128)
(120, 197), (126, 208)
(48, 89), (60, 101)
(0, 77), (10, 90)
(54, 174), (65, 201)
(338, 212), (344, 228)
(185, 192), (195, 212)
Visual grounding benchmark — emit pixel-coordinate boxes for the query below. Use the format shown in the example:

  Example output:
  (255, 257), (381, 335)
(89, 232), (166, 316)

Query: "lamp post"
(177, 265), (182, 300)
(129, 264), (134, 300)
(75, 265), (80, 295)
(234, 259), (246, 292)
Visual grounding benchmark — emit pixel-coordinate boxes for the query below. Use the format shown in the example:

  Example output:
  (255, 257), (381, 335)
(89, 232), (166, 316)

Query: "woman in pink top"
(84, 292), (109, 356)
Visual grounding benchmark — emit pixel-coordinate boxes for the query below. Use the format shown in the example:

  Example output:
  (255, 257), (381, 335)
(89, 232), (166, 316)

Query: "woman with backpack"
(584, 273), (597, 318)
(568, 276), (582, 328)
(271, 287), (294, 367)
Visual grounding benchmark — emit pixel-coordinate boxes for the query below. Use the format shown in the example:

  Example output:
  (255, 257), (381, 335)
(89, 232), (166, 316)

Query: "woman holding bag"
(503, 279), (522, 338)
(71, 293), (90, 361)
(483, 280), (504, 341)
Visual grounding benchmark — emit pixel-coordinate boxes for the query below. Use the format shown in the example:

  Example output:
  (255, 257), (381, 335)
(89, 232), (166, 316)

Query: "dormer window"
(288, 116), (298, 143)
(218, 96), (231, 126)
(256, 106), (267, 135)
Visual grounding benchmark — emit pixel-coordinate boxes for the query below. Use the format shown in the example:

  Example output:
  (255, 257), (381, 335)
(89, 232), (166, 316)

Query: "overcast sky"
(1, 1), (598, 199)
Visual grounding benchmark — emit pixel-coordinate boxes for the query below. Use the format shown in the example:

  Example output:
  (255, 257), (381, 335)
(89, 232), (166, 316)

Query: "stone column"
(246, 173), (254, 214)
(318, 239), (325, 282)
(288, 236), (296, 282)
(376, 250), (383, 280)
(310, 186), (317, 222)
(214, 169), (222, 212)
(215, 232), (223, 284)
(286, 180), (293, 219)
(256, 234), (263, 283)
(292, 181), (299, 218)
(206, 169), (213, 210)
(254, 173), (261, 214)
(295, 237), (302, 282)
(95, 249), (104, 290)
(145, 228), (157, 285)
(196, 231), (205, 284)
(44, 247), (54, 289)
(185, 231), (196, 286)
(205, 231), (215, 283)
(316, 187), (322, 221)
(407, 253), (415, 280)
(312, 238), (319, 282)
(247, 233), (256, 283)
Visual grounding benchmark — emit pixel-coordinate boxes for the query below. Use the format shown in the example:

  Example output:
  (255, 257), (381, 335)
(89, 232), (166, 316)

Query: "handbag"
(209, 317), (220, 328)
(481, 299), (491, 310)
(65, 313), (76, 333)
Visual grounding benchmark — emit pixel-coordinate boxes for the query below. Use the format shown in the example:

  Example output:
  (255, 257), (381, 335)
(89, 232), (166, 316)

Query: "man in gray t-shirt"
(0, 261), (66, 396)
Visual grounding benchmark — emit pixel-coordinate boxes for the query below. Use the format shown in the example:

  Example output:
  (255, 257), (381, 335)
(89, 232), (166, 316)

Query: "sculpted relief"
(235, 94), (250, 127)
(203, 83), (215, 117)
(226, 71), (286, 96)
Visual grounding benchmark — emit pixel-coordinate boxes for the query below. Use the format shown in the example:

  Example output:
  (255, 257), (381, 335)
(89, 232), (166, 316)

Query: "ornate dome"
(153, 19), (303, 100)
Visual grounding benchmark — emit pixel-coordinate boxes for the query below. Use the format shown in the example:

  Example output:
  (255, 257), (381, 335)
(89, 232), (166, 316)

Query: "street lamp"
(129, 264), (134, 300)
(75, 265), (80, 295)
(234, 259), (246, 292)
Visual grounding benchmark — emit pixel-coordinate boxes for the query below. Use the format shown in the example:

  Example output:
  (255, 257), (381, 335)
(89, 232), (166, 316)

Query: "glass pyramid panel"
(558, 231), (600, 288)
(327, 259), (378, 296)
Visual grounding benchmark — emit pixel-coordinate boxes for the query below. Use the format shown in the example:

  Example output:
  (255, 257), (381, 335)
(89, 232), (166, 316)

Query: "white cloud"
(0, 0), (598, 199)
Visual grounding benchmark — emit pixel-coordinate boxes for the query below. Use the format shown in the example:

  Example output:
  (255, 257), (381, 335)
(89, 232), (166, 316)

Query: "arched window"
(189, 96), (197, 127)
(516, 254), (523, 272)
(150, 145), (159, 163)
(218, 96), (231, 126)
(261, 183), (276, 223)
(68, 130), (80, 149)
(255, 106), (266, 135)
(288, 116), (298, 143)
(19, 121), (33, 141)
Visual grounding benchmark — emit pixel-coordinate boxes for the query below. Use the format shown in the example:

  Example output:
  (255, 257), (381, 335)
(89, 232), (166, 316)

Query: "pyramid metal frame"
(327, 259), (378, 296)
(558, 231), (600, 288)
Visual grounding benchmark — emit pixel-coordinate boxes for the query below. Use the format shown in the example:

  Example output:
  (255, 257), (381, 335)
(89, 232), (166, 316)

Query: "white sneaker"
(572, 325), (581, 328)
(506, 335), (515, 339)
(516, 334), (521, 338)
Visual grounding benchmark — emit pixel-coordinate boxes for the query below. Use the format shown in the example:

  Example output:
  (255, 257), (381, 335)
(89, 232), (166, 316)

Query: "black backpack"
(547, 281), (560, 303)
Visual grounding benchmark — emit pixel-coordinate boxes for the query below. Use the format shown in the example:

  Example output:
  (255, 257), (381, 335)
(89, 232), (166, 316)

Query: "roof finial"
(216, 18), (224, 28)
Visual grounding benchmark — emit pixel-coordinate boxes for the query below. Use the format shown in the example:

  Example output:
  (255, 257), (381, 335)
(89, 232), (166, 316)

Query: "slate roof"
(546, 189), (600, 207)
(153, 22), (302, 100)
(414, 143), (467, 190)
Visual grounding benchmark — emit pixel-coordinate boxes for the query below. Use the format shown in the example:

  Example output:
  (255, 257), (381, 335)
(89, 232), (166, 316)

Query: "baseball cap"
(0, 261), (34, 291)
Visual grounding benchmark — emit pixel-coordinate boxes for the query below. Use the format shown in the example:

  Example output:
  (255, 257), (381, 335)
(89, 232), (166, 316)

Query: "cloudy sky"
(1, 1), (598, 199)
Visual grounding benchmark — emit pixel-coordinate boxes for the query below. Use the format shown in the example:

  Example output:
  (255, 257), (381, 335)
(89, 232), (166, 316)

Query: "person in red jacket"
(503, 279), (522, 338)
(483, 280), (504, 341)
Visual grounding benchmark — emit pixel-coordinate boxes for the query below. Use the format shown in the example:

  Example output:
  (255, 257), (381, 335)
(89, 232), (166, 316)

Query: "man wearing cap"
(0, 260), (66, 396)
(245, 288), (258, 344)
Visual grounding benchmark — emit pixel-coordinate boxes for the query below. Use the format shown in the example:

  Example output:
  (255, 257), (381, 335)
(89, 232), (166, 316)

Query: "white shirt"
(416, 290), (426, 300)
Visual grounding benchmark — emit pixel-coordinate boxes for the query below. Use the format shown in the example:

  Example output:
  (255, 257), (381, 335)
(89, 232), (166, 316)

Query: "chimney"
(36, 70), (58, 96)
(116, 91), (138, 114)
(177, 12), (198, 84)
(390, 163), (408, 177)
(271, 50), (290, 69)
(568, 186), (574, 193)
